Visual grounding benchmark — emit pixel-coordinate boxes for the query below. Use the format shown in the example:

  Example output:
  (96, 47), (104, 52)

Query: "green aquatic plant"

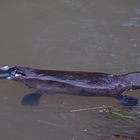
(70, 105), (140, 121)
(112, 111), (127, 119)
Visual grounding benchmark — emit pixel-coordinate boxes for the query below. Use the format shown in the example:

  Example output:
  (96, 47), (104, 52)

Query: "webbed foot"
(21, 92), (42, 106)
(116, 95), (138, 106)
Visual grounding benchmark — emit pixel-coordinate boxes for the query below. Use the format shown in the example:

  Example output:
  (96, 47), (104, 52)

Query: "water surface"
(0, 0), (140, 140)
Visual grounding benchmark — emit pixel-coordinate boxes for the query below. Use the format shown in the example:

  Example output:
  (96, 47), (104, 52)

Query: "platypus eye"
(17, 72), (26, 76)
(13, 70), (26, 77)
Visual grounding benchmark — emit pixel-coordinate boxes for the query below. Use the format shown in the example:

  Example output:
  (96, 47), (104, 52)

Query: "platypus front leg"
(21, 91), (43, 106)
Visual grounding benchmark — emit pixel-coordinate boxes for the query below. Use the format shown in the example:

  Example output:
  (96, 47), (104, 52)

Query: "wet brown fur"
(11, 66), (138, 97)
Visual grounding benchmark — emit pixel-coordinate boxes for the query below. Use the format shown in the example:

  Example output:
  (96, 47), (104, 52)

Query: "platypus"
(0, 66), (139, 106)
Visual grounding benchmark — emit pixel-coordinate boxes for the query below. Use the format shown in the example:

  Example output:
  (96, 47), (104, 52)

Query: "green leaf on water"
(112, 112), (126, 119)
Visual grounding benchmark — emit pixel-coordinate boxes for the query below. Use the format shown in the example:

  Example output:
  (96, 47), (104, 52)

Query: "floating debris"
(70, 105), (113, 112)
(70, 105), (140, 121)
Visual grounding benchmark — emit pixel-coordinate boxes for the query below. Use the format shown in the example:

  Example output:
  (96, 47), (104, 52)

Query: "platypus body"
(0, 66), (139, 106)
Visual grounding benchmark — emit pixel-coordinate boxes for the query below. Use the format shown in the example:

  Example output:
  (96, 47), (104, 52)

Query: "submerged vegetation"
(71, 105), (140, 139)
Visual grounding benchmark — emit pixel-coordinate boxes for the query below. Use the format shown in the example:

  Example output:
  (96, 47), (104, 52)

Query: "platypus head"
(0, 66), (16, 79)
(0, 66), (37, 80)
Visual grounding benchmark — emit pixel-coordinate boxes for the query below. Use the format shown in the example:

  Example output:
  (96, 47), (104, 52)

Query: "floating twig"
(70, 105), (113, 112)
(70, 105), (140, 113)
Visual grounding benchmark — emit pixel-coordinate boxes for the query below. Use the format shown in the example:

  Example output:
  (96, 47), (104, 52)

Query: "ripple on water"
(135, 8), (140, 15)
(136, 58), (140, 65)
(122, 17), (140, 28)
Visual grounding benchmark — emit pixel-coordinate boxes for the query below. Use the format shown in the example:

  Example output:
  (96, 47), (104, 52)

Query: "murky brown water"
(0, 0), (140, 140)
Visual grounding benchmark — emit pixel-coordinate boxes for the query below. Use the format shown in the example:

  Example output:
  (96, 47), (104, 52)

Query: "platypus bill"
(0, 66), (139, 106)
